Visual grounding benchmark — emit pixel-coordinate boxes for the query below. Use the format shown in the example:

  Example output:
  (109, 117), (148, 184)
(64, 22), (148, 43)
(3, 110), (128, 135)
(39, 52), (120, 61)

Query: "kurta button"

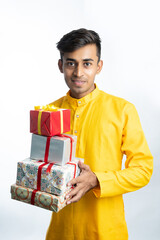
(76, 115), (79, 118)
(74, 130), (77, 133)
(78, 101), (81, 104)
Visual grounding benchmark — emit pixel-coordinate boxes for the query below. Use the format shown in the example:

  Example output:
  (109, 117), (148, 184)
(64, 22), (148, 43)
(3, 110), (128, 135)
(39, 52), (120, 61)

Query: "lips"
(71, 79), (86, 86)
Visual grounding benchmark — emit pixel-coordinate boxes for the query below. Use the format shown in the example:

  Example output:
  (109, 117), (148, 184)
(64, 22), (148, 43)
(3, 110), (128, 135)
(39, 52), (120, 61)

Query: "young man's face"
(58, 44), (103, 99)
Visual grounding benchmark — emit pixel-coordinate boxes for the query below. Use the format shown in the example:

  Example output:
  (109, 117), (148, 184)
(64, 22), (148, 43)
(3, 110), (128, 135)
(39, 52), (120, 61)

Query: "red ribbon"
(31, 189), (37, 205)
(44, 134), (74, 164)
(37, 162), (48, 190)
(67, 162), (77, 178)
(44, 136), (51, 163)
(44, 134), (74, 163)
(46, 163), (54, 173)
(58, 134), (74, 162)
(37, 137), (53, 190)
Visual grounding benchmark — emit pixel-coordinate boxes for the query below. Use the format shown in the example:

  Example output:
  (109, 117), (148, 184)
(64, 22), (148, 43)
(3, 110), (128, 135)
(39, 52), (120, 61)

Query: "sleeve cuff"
(92, 172), (104, 198)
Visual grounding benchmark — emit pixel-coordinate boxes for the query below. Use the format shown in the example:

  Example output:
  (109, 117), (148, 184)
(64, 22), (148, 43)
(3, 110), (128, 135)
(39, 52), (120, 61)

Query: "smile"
(71, 79), (86, 86)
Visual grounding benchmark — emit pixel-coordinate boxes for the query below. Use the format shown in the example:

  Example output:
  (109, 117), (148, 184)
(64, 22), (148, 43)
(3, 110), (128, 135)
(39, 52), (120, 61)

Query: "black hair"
(57, 28), (101, 62)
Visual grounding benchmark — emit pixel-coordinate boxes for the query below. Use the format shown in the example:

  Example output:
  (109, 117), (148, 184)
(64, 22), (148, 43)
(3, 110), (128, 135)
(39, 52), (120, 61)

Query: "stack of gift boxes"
(10, 105), (82, 212)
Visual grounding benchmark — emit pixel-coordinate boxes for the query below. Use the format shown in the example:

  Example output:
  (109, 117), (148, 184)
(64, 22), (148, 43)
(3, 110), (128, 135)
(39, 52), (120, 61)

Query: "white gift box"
(30, 134), (77, 165)
(16, 157), (83, 196)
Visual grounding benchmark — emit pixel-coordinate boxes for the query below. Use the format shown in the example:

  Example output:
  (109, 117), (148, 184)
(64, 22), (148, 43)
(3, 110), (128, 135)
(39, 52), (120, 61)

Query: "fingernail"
(67, 201), (71, 205)
(66, 195), (70, 199)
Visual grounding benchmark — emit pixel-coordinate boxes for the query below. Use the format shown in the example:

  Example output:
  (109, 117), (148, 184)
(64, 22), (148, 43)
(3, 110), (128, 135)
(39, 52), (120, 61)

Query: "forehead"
(63, 44), (98, 61)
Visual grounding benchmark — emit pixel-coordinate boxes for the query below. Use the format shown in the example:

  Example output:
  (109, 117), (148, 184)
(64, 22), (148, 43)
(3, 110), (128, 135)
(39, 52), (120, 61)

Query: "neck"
(70, 85), (96, 99)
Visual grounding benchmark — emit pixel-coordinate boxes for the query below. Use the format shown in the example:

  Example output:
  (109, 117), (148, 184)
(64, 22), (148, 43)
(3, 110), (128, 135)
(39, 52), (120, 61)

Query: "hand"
(65, 161), (99, 204)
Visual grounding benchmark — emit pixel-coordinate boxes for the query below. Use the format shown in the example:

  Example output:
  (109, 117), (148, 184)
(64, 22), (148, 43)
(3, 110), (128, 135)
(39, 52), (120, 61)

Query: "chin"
(72, 88), (85, 94)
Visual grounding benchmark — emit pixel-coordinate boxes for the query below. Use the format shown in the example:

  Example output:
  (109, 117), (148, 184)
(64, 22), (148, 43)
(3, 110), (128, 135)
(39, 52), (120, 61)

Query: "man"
(46, 28), (153, 240)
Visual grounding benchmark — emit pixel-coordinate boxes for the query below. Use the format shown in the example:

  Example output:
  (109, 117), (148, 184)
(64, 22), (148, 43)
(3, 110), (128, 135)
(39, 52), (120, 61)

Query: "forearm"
(93, 154), (153, 198)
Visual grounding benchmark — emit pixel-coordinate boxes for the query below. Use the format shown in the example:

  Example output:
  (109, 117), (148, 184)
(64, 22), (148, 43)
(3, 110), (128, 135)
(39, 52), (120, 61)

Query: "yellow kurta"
(46, 85), (153, 240)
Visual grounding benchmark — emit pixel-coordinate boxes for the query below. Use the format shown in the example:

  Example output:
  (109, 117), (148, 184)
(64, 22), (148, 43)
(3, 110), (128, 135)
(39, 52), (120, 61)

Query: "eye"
(66, 62), (75, 67)
(84, 62), (92, 67)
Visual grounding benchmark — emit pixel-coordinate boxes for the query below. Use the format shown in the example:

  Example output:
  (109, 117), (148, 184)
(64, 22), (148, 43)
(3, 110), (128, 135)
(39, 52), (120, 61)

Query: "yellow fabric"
(46, 85), (153, 240)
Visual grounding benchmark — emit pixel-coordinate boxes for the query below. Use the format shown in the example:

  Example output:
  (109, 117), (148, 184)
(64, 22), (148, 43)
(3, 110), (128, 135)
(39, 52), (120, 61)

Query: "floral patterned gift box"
(11, 184), (70, 212)
(16, 158), (83, 196)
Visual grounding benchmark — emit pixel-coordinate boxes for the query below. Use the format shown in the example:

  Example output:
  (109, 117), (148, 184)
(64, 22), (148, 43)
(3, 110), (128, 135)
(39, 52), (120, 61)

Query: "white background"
(0, 0), (160, 239)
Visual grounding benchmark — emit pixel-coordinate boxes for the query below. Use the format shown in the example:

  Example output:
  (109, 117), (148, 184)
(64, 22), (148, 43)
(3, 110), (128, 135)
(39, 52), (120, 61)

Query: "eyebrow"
(66, 58), (94, 62)
(83, 58), (94, 62)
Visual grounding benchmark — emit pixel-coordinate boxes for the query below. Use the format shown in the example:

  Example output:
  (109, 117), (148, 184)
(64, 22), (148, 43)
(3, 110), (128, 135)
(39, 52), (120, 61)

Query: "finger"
(67, 184), (83, 198)
(67, 190), (83, 204)
(67, 176), (81, 187)
(78, 161), (90, 171)
(65, 193), (72, 201)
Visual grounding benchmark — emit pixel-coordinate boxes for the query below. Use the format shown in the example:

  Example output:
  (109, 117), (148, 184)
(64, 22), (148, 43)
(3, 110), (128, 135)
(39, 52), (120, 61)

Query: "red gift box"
(30, 108), (70, 136)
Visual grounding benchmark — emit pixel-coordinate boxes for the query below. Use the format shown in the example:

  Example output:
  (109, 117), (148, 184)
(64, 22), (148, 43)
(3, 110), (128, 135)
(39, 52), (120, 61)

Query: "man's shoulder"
(98, 89), (137, 119)
(99, 89), (133, 108)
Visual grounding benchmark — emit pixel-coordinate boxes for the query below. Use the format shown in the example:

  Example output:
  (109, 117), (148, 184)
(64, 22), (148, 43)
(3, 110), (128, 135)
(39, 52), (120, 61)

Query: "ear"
(96, 60), (103, 74)
(58, 59), (63, 73)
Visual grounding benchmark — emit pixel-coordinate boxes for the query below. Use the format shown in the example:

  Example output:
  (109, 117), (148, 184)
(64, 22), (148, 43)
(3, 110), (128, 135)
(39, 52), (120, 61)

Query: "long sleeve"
(47, 86), (148, 240)
(93, 103), (153, 198)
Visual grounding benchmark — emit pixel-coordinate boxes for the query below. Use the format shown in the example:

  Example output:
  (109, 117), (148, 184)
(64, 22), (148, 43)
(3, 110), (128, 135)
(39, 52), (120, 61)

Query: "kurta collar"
(66, 84), (100, 107)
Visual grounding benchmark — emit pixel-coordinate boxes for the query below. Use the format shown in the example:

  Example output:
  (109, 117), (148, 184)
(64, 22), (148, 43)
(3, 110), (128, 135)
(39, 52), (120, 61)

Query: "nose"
(73, 64), (83, 77)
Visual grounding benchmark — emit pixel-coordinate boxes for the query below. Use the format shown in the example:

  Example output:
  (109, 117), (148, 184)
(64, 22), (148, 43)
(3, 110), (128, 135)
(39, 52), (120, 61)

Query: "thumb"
(78, 161), (89, 171)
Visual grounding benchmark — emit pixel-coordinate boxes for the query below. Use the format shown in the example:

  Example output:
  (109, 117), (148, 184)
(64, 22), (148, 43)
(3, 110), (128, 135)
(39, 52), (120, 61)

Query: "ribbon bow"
(34, 105), (60, 112)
